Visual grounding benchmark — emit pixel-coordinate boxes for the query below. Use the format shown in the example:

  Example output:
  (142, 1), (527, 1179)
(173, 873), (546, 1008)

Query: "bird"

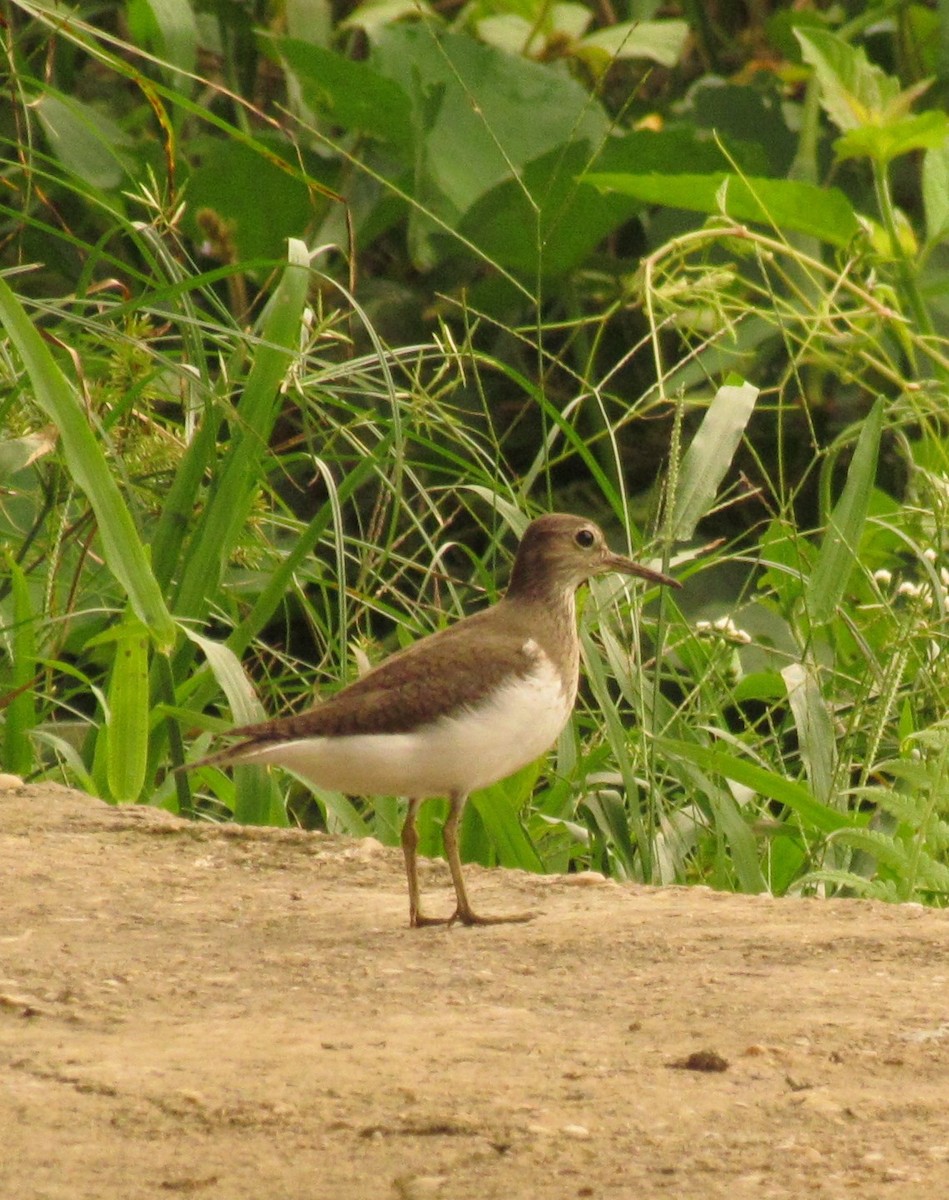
(186, 514), (679, 928)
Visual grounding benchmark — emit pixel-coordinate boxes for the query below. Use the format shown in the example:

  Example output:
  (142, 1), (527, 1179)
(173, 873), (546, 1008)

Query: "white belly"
(238, 657), (575, 799)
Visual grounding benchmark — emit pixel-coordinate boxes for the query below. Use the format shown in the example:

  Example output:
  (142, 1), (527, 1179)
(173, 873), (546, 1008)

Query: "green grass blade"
(781, 661), (836, 805)
(468, 765), (546, 872)
(661, 750), (767, 891)
(173, 239), (311, 621)
(661, 737), (853, 834)
(671, 378), (760, 541)
(227, 440), (391, 657)
(182, 628), (282, 825)
(581, 788), (640, 878)
(805, 397), (883, 625)
(0, 274), (177, 650)
(183, 628), (267, 727)
(3, 556), (37, 775)
(312, 786), (374, 838)
(704, 780), (768, 892)
(580, 629), (652, 873)
(105, 615), (150, 803)
(32, 729), (97, 793)
(150, 395), (222, 592)
(232, 764), (288, 827)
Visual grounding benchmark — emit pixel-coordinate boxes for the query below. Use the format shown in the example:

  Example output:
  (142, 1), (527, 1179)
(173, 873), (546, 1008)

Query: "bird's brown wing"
(215, 605), (546, 754)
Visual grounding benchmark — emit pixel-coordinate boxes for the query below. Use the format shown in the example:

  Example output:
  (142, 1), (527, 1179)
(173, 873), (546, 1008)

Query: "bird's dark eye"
(575, 528), (595, 549)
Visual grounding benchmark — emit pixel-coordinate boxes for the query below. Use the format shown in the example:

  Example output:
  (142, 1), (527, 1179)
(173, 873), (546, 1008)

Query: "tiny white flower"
(872, 569), (892, 586)
(697, 615), (752, 644)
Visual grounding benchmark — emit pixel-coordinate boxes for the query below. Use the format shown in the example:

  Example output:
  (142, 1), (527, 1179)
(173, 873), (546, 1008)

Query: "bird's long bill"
(604, 552), (681, 589)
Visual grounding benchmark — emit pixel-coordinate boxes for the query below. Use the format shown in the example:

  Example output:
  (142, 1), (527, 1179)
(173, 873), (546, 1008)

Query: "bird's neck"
(499, 584), (580, 687)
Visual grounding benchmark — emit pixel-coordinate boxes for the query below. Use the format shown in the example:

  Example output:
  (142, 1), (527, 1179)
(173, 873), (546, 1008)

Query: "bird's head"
(507, 513), (679, 600)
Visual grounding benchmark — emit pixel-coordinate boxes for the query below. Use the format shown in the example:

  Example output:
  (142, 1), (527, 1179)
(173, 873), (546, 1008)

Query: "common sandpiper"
(188, 514), (679, 927)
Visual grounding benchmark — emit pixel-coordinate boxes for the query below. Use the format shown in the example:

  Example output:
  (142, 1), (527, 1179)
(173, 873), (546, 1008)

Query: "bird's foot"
(407, 902), (537, 926)
(408, 903), (536, 929)
(409, 908), (455, 928)
(449, 906), (536, 928)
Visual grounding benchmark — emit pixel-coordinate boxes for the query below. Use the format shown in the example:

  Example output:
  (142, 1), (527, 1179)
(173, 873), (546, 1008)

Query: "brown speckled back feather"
(225, 596), (576, 748)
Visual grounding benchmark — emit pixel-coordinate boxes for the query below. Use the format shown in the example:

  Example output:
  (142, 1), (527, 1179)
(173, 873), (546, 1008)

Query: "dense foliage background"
(2, 0), (949, 902)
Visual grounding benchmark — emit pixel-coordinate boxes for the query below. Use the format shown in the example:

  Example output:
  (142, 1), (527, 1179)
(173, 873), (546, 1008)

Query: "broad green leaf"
(314, 788), (373, 838)
(805, 398), (883, 625)
(923, 139), (949, 243)
(835, 111), (949, 165)
(731, 670), (787, 705)
(675, 81), (790, 174)
(275, 36), (414, 150)
(768, 834), (807, 896)
(285, 0), (333, 44)
(476, 13), (537, 55)
(671, 379), (759, 541)
(583, 171), (861, 246)
(185, 135), (318, 261)
(365, 794), (402, 846)
(781, 662), (835, 805)
(32, 90), (134, 190)
(106, 615), (150, 803)
(371, 24), (607, 219)
(32, 730), (97, 795)
(341, 0), (435, 34)
(607, 127), (750, 175)
(458, 141), (642, 277)
(415, 796), (449, 860)
(547, 3), (594, 41)
(796, 27), (943, 163)
(579, 19), (689, 66)
(460, 128), (734, 277)
(795, 28), (901, 132)
(232, 764), (288, 827)
(477, 3), (591, 53)
(458, 796), (495, 866)
(0, 275), (177, 650)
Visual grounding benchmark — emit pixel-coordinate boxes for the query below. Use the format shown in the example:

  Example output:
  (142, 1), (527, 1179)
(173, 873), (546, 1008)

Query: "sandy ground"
(2, 783), (948, 1200)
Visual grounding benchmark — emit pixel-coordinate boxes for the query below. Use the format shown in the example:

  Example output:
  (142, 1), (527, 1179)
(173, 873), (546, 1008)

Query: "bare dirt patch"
(2, 783), (948, 1199)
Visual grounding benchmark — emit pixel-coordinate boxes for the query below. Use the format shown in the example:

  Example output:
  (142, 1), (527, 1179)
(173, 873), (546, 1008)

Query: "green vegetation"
(2, 1), (948, 904)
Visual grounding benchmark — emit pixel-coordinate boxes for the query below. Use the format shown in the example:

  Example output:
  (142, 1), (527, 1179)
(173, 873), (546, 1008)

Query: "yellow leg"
(442, 793), (535, 927)
(400, 797), (452, 928)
